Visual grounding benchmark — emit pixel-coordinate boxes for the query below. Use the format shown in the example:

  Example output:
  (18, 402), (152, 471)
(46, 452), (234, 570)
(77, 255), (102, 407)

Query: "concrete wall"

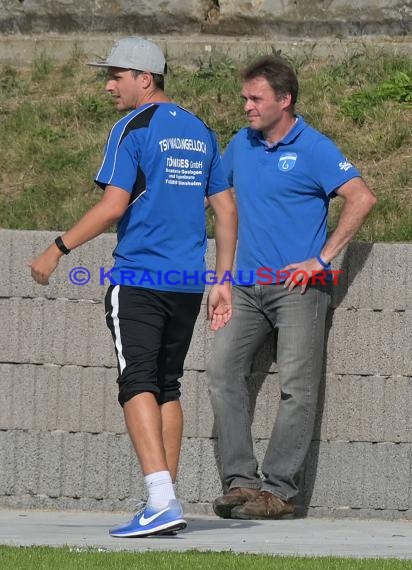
(1, 0), (411, 36)
(0, 229), (411, 519)
(1, 34), (411, 69)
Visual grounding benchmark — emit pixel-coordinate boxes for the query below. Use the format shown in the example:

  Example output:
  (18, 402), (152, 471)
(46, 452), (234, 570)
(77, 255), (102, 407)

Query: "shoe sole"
(155, 523), (187, 536)
(231, 512), (295, 520)
(110, 519), (187, 538)
(213, 503), (238, 519)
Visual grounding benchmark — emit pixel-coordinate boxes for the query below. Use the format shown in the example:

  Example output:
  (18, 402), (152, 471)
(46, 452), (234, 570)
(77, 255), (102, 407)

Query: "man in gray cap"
(30, 37), (237, 538)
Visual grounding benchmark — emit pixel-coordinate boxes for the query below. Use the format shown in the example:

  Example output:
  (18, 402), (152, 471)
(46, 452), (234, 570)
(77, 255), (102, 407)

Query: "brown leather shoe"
(231, 490), (295, 520)
(213, 487), (261, 519)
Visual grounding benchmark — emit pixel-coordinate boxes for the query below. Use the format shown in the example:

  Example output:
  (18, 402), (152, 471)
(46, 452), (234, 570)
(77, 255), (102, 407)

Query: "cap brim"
(87, 61), (110, 67)
(87, 61), (166, 74)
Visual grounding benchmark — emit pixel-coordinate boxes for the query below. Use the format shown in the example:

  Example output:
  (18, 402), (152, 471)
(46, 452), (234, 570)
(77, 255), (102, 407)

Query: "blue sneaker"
(109, 500), (187, 538)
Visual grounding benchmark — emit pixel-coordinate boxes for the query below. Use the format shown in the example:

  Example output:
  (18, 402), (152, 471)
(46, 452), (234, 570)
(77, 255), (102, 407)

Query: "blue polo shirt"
(95, 102), (228, 292)
(222, 116), (360, 283)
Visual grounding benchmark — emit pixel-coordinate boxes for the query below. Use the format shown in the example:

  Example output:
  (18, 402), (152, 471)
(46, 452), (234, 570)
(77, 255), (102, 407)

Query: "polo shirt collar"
(249, 115), (307, 147)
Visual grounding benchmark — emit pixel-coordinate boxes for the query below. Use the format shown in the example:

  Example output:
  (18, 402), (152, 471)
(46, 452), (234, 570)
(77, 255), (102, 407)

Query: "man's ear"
(280, 92), (292, 109)
(140, 72), (153, 88)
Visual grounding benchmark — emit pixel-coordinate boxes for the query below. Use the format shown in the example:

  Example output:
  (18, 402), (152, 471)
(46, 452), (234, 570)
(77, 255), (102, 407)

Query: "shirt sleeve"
(311, 136), (361, 197)
(205, 130), (230, 197)
(94, 124), (140, 193)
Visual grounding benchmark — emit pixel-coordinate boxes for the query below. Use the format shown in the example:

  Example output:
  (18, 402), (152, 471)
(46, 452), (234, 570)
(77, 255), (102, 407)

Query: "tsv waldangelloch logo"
(278, 153), (297, 171)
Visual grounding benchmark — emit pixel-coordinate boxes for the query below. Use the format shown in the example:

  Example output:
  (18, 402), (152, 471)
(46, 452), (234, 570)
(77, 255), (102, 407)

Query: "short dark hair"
(240, 55), (299, 106)
(131, 69), (165, 90)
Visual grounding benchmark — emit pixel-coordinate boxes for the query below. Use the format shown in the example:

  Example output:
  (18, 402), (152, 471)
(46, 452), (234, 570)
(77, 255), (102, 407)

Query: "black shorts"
(105, 285), (202, 406)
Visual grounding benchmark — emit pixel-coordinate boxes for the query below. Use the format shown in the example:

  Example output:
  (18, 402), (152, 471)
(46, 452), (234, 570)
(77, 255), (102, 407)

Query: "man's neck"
(263, 114), (297, 146)
(139, 89), (171, 106)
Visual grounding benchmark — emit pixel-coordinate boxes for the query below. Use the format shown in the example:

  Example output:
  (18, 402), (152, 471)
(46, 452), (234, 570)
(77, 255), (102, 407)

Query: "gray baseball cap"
(88, 36), (167, 75)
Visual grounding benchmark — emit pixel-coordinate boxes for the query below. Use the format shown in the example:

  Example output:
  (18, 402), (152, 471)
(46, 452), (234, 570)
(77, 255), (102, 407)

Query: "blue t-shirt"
(222, 116), (361, 283)
(95, 102), (228, 292)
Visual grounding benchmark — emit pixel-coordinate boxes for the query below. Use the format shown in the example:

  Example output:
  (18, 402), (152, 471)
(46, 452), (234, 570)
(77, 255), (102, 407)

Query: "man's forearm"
(60, 201), (121, 251)
(215, 220), (237, 280)
(57, 186), (129, 251)
(321, 182), (377, 263)
(214, 216), (237, 280)
(29, 186), (130, 285)
(208, 190), (238, 280)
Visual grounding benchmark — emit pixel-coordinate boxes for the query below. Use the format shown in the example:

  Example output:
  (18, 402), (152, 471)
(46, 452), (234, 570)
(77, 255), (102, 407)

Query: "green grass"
(0, 547), (411, 569)
(0, 48), (411, 240)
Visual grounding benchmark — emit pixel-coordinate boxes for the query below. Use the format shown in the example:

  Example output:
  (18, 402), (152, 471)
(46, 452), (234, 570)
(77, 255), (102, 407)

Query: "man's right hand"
(207, 283), (232, 331)
(28, 244), (62, 285)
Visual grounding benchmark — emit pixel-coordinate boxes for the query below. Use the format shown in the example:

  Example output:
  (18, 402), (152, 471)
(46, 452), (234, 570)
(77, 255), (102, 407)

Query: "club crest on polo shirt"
(278, 153), (297, 171)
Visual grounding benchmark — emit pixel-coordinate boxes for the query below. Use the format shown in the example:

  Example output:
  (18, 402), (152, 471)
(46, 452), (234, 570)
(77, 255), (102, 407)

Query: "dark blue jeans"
(207, 283), (330, 500)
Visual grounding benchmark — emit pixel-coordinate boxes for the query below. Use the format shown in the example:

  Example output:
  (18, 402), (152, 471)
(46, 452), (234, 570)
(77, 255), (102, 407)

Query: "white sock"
(145, 470), (176, 508)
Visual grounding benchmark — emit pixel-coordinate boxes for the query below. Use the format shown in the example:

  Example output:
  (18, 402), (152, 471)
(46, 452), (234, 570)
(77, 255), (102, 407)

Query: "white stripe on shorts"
(110, 285), (126, 374)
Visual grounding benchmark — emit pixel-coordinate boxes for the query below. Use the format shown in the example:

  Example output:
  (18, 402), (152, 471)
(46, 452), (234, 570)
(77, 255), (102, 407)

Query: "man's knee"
(117, 368), (161, 407)
(118, 383), (159, 407)
(206, 345), (231, 387)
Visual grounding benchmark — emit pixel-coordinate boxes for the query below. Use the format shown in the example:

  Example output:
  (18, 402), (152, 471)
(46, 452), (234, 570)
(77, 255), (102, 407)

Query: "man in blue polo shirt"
(30, 37), (237, 537)
(208, 55), (376, 520)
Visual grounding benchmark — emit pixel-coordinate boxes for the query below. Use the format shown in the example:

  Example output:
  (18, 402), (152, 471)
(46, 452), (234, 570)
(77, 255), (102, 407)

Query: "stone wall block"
(0, 364), (14, 429)
(102, 367), (125, 434)
(326, 375), (370, 442)
(371, 244), (410, 310)
(41, 299), (68, 364)
(380, 376), (412, 443)
(325, 375), (412, 443)
(83, 433), (109, 499)
(0, 1), (207, 34)
(0, 430), (16, 495)
(0, 230), (12, 298)
(37, 431), (63, 498)
(214, 0), (411, 35)
(185, 304), (206, 370)
(14, 298), (45, 363)
(305, 442), (335, 507)
(328, 309), (410, 376)
(181, 371), (199, 437)
(196, 372), (215, 438)
(9, 230), (43, 299)
(61, 432), (86, 498)
(34, 364), (60, 431)
(0, 299), (20, 363)
(329, 246), (349, 309)
(106, 433), (133, 500)
(80, 367), (105, 433)
(407, 246), (412, 310)
(58, 366), (83, 432)
(363, 443), (410, 510)
(63, 300), (95, 366)
(10, 364), (37, 430)
(198, 438), (223, 502)
(341, 242), (375, 310)
(14, 431), (39, 495)
(176, 438), (202, 502)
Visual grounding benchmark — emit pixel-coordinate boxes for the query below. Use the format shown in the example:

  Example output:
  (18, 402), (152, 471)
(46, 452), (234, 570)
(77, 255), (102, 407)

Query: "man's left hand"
(281, 257), (325, 293)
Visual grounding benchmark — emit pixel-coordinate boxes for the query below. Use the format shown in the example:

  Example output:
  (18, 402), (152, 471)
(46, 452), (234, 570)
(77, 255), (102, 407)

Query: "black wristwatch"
(55, 236), (71, 255)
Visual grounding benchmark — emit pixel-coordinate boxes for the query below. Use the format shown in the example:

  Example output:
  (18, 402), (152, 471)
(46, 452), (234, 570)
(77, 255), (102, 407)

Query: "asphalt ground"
(1, 509), (411, 559)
